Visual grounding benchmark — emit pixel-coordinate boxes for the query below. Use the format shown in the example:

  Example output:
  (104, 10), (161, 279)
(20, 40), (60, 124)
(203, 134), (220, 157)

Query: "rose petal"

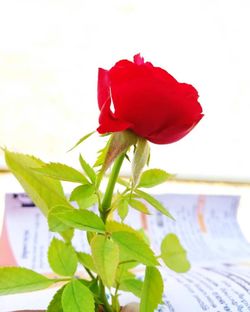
(97, 68), (111, 109)
(97, 102), (132, 134)
(133, 53), (144, 65)
(147, 114), (204, 144)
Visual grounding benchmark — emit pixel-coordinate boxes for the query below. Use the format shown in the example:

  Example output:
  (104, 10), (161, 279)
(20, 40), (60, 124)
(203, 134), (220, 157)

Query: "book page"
(1, 193), (250, 311)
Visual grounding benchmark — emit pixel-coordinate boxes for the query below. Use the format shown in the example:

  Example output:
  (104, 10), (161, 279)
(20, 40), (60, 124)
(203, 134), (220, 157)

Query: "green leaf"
(4, 150), (70, 216)
(70, 185), (95, 201)
(48, 205), (74, 232)
(87, 231), (95, 245)
(118, 260), (139, 270)
(138, 169), (172, 188)
(115, 266), (135, 284)
(48, 238), (78, 276)
(111, 231), (158, 266)
(47, 205), (75, 241)
(128, 197), (150, 215)
(67, 130), (96, 152)
(79, 154), (96, 183)
(117, 177), (130, 187)
(70, 184), (97, 209)
(134, 189), (174, 220)
(49, 207), (105, 233)
(119, 278), (143, 298)
(140, 266), (164, 312)
(132, 138), (150, 188)
(80, 279), (100, 300)
(77, 252), (96, 273)
(60, 228), (75, 243)
(0, 267), (55, 295)
(106, 221), (141, 237)
(117, 198), (129, 221)
(161, 233), (191, 273)
(47, 285), (65, 312)
(107, 221), (148, 253)
(33, 162), (89, 184)
(78, 194), (98, 209)
(62, 279), (95, 312)
(91, 235), (119, 288)
(137, 228), (150, 245)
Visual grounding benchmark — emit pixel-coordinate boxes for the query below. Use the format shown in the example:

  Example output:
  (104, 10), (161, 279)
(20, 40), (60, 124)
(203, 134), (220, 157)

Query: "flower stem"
(98, 153), (126, 311)
(85, 267), (95, 280)
(101, 153), (126, 222)
(100, 279), (113, 312)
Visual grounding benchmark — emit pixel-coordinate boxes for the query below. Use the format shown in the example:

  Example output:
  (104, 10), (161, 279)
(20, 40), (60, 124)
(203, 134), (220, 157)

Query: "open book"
(1, 193), (250, 311)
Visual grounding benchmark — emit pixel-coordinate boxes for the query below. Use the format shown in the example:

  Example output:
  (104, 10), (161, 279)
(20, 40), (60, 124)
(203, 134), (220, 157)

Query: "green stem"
(100, 279), (113, 312)
(98, 153), (126, 310)
(101, 153), (126, 221)
(85, 267), (95, 280)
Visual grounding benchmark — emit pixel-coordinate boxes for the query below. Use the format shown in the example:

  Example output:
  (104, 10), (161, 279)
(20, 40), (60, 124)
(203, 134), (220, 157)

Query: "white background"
(0, 0), (250, 182)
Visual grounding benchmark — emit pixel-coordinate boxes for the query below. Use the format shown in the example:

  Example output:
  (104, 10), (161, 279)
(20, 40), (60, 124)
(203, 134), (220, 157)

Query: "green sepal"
(94, 136), (112, 168)
(100, 130), (138, 174)
(132, 138), (150, 189)
(67, 130), (95, 152)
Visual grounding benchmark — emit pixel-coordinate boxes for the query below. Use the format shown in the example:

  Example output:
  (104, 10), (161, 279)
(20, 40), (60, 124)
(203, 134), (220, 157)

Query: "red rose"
(97, 54), (203, 144)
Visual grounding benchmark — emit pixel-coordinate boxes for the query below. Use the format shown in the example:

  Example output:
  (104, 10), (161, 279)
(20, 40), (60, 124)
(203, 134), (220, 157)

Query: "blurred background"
(0, 0), (250, 182)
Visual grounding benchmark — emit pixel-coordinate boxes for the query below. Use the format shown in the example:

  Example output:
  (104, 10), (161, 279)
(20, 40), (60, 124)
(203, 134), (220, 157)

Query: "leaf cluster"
(0, 139), (190, 312)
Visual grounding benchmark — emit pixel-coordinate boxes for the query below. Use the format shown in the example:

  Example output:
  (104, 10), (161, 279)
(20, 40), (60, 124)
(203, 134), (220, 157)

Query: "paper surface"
(1, 193), (250, 311)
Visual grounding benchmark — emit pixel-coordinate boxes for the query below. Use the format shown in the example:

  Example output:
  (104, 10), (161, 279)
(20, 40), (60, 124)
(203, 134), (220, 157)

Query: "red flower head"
(97, 54), (203, 144)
